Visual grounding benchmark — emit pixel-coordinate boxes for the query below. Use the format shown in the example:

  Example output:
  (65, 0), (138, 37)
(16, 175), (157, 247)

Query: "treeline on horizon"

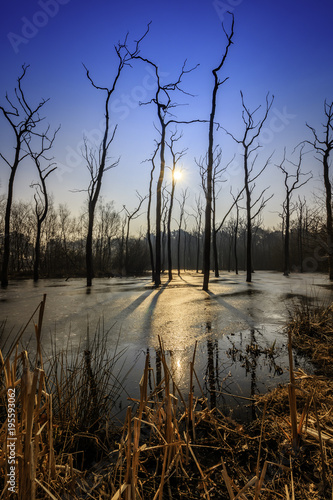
(0, 195), (328, 280)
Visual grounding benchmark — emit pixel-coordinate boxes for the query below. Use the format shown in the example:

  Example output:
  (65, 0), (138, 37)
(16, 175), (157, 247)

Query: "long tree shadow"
(111, 287), (156, 323)
(141, 280), (170, 334)
(205, 288), (257, 330)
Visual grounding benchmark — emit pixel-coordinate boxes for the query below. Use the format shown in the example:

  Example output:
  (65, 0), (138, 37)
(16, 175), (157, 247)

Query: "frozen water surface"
(1, 271), (332, 422)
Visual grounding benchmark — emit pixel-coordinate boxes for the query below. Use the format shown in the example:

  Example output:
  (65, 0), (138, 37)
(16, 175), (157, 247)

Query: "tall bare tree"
(144, 141), (160, 281)
(167, 131), (186, 280)
(129, 42), (207, 286)
(28, 125), (59, 281)
(306, 100), (333, 279)
(276, 146), (312, 276)
(193, 195), (204, 273)
(231, 190), (243, 274)
(202, 13), (234, 291)
(82, 27), (148, 286)
(176, 189), (189, 276)
(224, 91), (274, 282)
(161, 184), (169, 273)
(0, 64), (50, 287)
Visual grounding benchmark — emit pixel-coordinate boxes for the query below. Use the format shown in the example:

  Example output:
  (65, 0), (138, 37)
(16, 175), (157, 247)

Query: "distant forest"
(0, 196), (328, 279)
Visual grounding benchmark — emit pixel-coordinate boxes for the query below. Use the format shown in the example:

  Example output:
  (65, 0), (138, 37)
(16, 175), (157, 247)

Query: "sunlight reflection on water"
(1, 271), (332, 422)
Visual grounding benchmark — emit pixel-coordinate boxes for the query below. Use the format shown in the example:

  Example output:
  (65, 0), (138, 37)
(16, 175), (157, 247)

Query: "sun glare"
(173, 170), (182, 181)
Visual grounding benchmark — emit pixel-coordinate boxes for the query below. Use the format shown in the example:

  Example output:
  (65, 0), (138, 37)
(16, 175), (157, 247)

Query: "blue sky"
(1, 0), (333, 230)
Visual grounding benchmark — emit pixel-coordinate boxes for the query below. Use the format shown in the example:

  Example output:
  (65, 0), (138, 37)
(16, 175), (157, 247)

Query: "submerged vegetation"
(0, 295), (333, 499)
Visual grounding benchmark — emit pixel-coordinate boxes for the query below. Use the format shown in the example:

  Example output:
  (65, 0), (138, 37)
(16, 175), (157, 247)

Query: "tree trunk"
(202, 91), (215, 290)
(33, 221), (42, 282)
(1, 154), (19, 288)
(196, 232), (200, 273)
(284, 196), (290, 276)
(244, 152), (252, 283)
(155, 124), (166, 286)
(323, 152), (333, 280)
(86, 205), (94, 287)
(177, 227), (181, 276)
(213, 229), (219, 278)
(147, 161), (155, 281)
(167, 180), (175, 281)
(234, 207), (239, 274)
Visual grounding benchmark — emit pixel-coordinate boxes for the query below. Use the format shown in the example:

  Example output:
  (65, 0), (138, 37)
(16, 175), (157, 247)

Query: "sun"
(173, 170), (182, 181)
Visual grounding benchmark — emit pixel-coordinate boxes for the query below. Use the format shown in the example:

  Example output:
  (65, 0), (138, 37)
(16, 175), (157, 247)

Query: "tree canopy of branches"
(82, 26), (149, 287)
(276, 146), (312, 276)
(28, 125), (60, 281)
(202, 12), (234, 291)
(128, 31), (207, 286)
(224, 91), (274, 282)
(0, 64), (51, 287)
(167, 130), (186, 280)
(123, 192), (148, 275)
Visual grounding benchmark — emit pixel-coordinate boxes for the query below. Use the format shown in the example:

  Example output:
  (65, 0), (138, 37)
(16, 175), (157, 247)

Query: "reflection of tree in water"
(249, 328), (257, 420)
(205, 322), (219, 409)
(202, 319), (285, 421)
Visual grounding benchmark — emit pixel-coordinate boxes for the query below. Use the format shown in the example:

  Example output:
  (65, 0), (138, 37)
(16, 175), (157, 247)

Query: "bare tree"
(213, 187), (244, 277)
(176, 189), (189, 276)
(305, 100), (333, 279)
(193, 195), (204, 273)
(202, 13), (234, 291)
(295, 196), (307, 272)
(276, 146), (312, 276)
(82, 27), (149, 286)
(82, 138), (119, 286)
(167, 130), (187, 280)
(143, 141), (160, 281)
(231, 190), (242, 274)
(123, 192), (148, 275)
(129, 42), (207, 286)
(224, 91), (274, 282)
(0, 64), (51, 287)
(95, 200), (120, 273)
(161, 184), (169, 273)
(28, 125), (59, 281)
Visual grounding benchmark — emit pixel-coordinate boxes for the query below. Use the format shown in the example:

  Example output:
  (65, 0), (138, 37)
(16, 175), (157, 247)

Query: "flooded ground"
(1, 271), (332, 422)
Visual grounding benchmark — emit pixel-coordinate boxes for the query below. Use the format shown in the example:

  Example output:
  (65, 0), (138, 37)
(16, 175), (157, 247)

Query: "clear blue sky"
(1, 0), (333, 230)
